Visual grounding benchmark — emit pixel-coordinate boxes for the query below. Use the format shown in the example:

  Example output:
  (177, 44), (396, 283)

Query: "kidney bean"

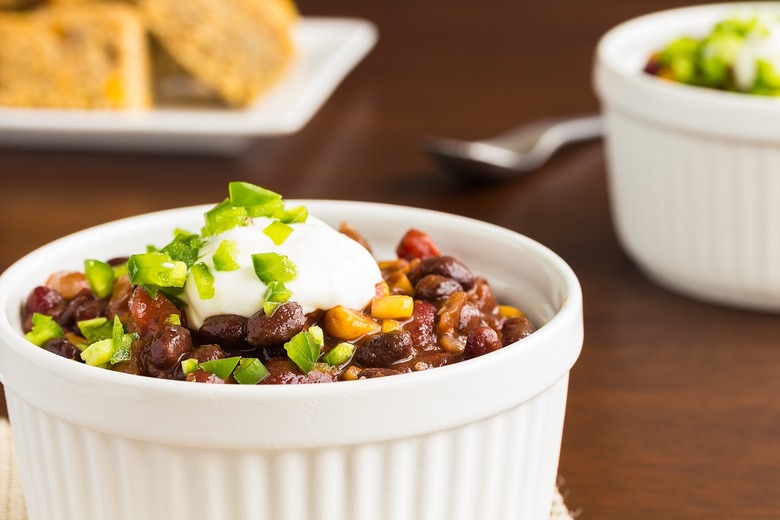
(468, 277), (498, 313)
(198, 314), (248, 351)
(23, 286), (67, 332)
(245, 302), (305, 348)
(502, 316), (536, 346)
(141, 325), (192, 377)
(414, 274), (463, 301)
(107, 257), (129, 267)
(45, 271), (91, 300)
(457, 302), (484, 334)
(262, 358), (337, 384)
(416, 256), (475, 290)
(403, 300), (436, 349)
(464, 326), (501, 359)
(354, 330), (413, 368)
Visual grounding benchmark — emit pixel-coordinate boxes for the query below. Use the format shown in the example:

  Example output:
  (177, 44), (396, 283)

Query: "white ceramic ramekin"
(595, 3), (780, 311)
(0, 202), (583, 520)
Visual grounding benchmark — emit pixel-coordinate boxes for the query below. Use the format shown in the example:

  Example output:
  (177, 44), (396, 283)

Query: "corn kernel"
(381, 319), (401, 333)
(386, 271), (414, 296)
(322, 305), (381, 340)
(371, 295), (414, 320)
(498, 305), (526, 318)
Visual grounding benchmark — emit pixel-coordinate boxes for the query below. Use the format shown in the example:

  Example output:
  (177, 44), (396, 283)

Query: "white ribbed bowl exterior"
(595, 3), (780, 311)
(7, 376), (568, 520)
(0, 202), (583, 520)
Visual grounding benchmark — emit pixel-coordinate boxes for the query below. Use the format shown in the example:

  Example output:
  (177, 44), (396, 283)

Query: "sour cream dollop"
(181, 216), (382, 329)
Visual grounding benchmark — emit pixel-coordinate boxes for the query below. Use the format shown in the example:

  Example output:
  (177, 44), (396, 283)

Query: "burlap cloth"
(0, 419), (575, 519)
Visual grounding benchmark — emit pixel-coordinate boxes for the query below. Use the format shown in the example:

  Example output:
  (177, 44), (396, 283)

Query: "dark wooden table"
(2, 0), (779, 518)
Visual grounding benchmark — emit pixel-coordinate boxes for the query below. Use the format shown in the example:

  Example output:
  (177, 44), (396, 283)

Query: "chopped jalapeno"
(322, 342), (355, 367)
(200, 356), (241, 380)
(77, 317), (113, 344)
(203, 199), (249, 237)
(262, 281), (292, 316)
(212, 239), (240, 272)
(233, 357), (269, 385)
(181, 358), (199, 375)
(284, 326), (323, 373)
(228, 182), (284, 218)
(251, 252), (297, 284)
(191, 262), (215, 300)
(84, 259), (115, 299)
(263, 220), (293, 245)
(127, 252), (187, 297)
(24, 313), (63, 347)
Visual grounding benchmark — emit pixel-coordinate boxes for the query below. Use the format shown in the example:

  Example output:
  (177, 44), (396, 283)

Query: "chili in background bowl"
(0, 201), (583, 520)
(594, 2), (780, 312)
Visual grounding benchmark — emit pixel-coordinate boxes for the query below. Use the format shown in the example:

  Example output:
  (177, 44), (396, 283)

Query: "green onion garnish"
(191, 262), (215, 300)
(251, 252), (297, 284)
(200, 356), (241, 380)
(262, 281), (292, 316)
(77, 317), (113, 344)
(84, 259), (115, 299)
(212, 239), (240, 272)
(203, 199), (249, 236)
(181, 358), (199, 375)
(160, 229), (203, 268)
(127, 252), (187, 297)
(322, 342), (355, 367)
(228, 182), (284, 218)
(24, 313), (63, 347)
(284, 326), (324, 374)
(233, 357), (269, 385)
(263, 220), (294, 246)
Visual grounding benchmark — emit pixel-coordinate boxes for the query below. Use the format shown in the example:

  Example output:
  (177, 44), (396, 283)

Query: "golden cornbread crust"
(139, 0), (296, 107)
(0, 3), (150, 109)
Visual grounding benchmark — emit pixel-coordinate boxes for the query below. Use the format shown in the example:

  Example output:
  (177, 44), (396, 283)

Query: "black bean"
(245, 302), (305, 348)
(355, 330), (413, 368)
(188, 344), (227, 364)
(502, 316), (536, 346)
(414, 274), (463, 301)
(43, 337), (81, 361)
(142, 325), (193, 377)
(359, 367), (404, 378)
(403, 300), (436, 349)
(464, 326), (501, 359)
(198, 314), (247, 351)
(418, 256), (475, 290)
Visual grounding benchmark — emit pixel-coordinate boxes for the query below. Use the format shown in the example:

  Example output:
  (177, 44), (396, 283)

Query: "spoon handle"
(486, 114), (603, 153)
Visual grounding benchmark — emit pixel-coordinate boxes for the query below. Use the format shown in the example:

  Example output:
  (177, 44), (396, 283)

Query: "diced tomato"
(127, 286), (181, 336)
(395, 229), (441, 260)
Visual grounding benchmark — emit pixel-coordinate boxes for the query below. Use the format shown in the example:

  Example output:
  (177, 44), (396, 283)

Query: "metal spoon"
(425, 114), (603, 182)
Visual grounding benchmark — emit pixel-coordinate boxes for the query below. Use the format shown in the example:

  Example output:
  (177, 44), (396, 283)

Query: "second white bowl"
(595, 3), (780, 311)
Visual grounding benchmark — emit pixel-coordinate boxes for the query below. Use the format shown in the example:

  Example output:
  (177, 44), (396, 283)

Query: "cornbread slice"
(139, 0), (296, 107)
(0, 3), (151, 109)
(0, 0), (40, 10)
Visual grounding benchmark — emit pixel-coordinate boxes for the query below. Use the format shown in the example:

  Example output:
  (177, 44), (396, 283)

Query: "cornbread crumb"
(0, 3), (151, 109)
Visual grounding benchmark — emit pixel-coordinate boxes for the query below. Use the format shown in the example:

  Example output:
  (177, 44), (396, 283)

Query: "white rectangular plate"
(0, 17), (378, 155)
